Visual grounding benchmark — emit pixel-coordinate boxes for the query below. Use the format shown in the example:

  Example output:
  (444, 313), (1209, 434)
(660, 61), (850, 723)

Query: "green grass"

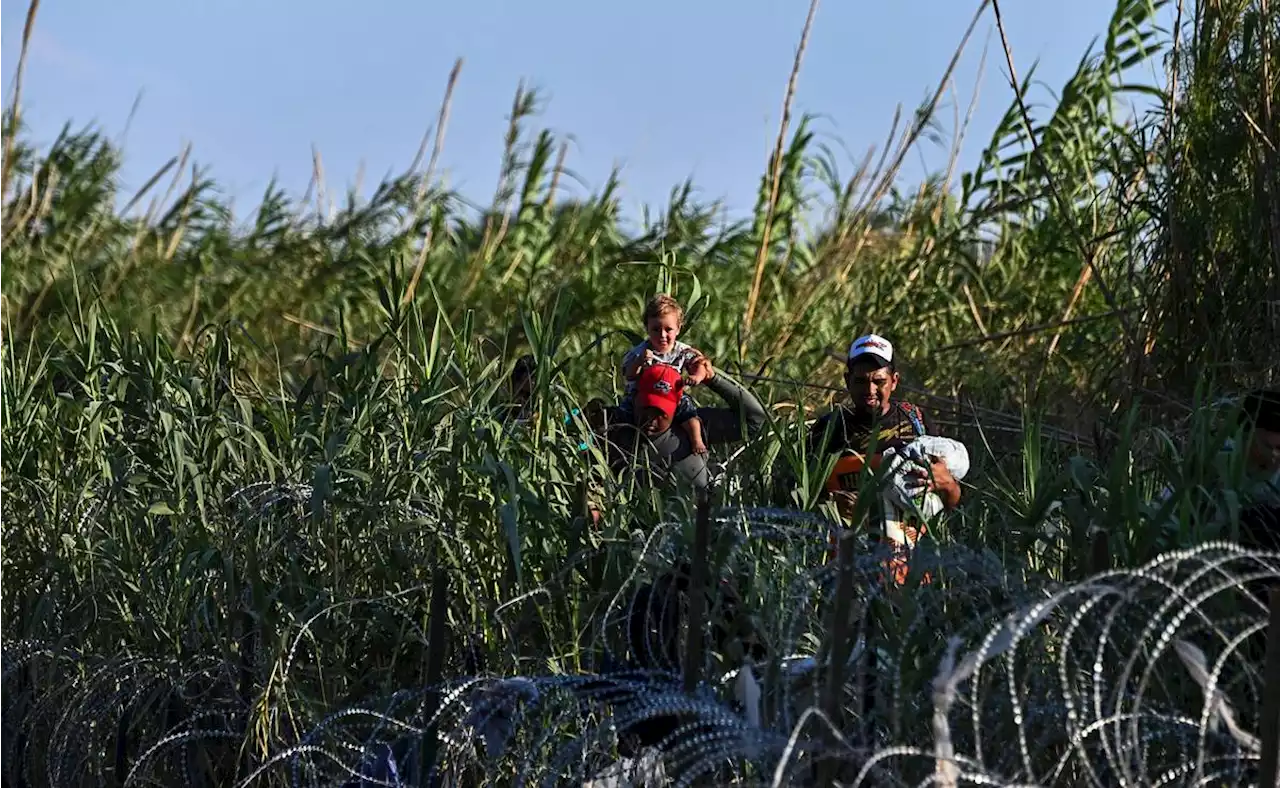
(2, 0), (1279, 784)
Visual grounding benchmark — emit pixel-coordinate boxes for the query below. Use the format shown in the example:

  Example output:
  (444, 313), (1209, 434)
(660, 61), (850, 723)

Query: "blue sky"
(1, 0), (1162, 223)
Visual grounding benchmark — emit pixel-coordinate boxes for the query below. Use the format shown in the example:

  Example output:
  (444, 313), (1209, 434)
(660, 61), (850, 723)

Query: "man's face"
(585, 398), (609, 431)
(637, 406), (673, 435)
(1247, 426), (1280, 476)
(845, 359), (898, 416)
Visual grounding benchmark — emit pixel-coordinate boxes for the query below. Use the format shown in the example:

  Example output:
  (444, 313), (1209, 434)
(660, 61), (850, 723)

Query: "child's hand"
(624, 352), (654, 380)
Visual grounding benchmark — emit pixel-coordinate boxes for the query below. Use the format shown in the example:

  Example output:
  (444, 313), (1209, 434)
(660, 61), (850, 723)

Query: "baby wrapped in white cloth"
(879, 435), (971, 521)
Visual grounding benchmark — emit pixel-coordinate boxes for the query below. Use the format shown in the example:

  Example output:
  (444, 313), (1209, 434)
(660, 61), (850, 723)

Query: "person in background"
(1219, 390), (1280, 672)
(1157, 388), (1280, 530)
(619, 294), (710, 455)
(499, 354), (538, 425)
(1236, 389), (1280, 551)
(1239, 389), (1280, 482)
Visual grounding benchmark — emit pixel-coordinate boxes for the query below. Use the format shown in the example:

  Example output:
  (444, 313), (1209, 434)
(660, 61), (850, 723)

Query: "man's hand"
(684, 352), (714, 386)
(906, 459), (961, 509)
(830, 489), (860, 522)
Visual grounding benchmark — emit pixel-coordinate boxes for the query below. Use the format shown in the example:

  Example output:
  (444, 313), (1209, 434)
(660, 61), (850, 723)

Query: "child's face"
(646, 312), (681, 353)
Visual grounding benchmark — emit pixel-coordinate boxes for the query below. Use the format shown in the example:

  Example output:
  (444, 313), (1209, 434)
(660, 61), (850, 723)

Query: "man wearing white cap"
(810, 334), (956, 474)
(808, 333), (963, 582)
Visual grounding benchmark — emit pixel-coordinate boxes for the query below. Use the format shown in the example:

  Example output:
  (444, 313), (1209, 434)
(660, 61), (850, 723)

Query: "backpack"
(896, 401), (927, 438)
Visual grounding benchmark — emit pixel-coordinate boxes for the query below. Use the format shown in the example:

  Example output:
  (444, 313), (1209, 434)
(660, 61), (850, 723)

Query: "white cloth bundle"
(880, 435), (971, 522)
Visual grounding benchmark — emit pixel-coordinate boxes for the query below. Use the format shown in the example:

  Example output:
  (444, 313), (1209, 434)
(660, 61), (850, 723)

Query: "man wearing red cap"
(633, 364), (687, 437)
(607, 355), (766, 491)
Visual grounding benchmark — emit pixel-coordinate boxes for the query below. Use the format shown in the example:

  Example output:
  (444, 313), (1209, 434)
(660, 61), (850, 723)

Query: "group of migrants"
(504, 294), (970, 585)
(506, 293), (1280, 580)
(486, 292), (1280, 764)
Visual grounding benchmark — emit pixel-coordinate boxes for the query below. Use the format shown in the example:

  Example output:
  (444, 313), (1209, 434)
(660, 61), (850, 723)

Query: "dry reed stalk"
(353, 159), (366, 198)
(1046, 156), (1151, 365)
(283, 312), (339, 337)
(858, 1), (990, 225)
(179, 279), (202, 351)
(97, 145), (193, 302)
(835, 0), (989, 287)
(162, 164), (199, 261)
(962, 283), (989, 335)
(4, 157), (56, 237)
(496, 139), (570, 287)
(122, 155), (180, 218)
(989, 0), (1136, 352)
(1, 0), (41, 204)
(765, 2), (989, 364)
(947, 309), (1136, 353)
(941, 31), (990, 207)
(484, 84), (527, 256)
(742, 0), (821, 348)
(546, 140), (568, 205)
(403, 58), (463, 306)
(1141, 0), (1177, 373)
(116, 90), (146, 150)
(457, 82), (527, 310)
(424, 59), (463, 192)
(311, 144), (329, 222)
(1152, 0), (1184, 370)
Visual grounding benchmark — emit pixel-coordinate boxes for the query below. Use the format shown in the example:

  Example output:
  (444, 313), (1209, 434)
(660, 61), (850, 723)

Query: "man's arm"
(691, 363), (767, 445)
(909, 404), (963, 509)
(928, 461), (962, 509)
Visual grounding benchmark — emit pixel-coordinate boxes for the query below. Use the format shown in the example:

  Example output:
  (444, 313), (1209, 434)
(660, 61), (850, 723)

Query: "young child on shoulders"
(618, 293), (710, 454)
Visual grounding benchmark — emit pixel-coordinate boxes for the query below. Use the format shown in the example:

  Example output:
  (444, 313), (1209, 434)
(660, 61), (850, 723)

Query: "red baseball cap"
(635, 364), (684, 418)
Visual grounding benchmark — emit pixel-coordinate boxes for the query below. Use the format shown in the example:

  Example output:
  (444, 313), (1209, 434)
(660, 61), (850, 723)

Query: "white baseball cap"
(848, 334), (894, 366)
